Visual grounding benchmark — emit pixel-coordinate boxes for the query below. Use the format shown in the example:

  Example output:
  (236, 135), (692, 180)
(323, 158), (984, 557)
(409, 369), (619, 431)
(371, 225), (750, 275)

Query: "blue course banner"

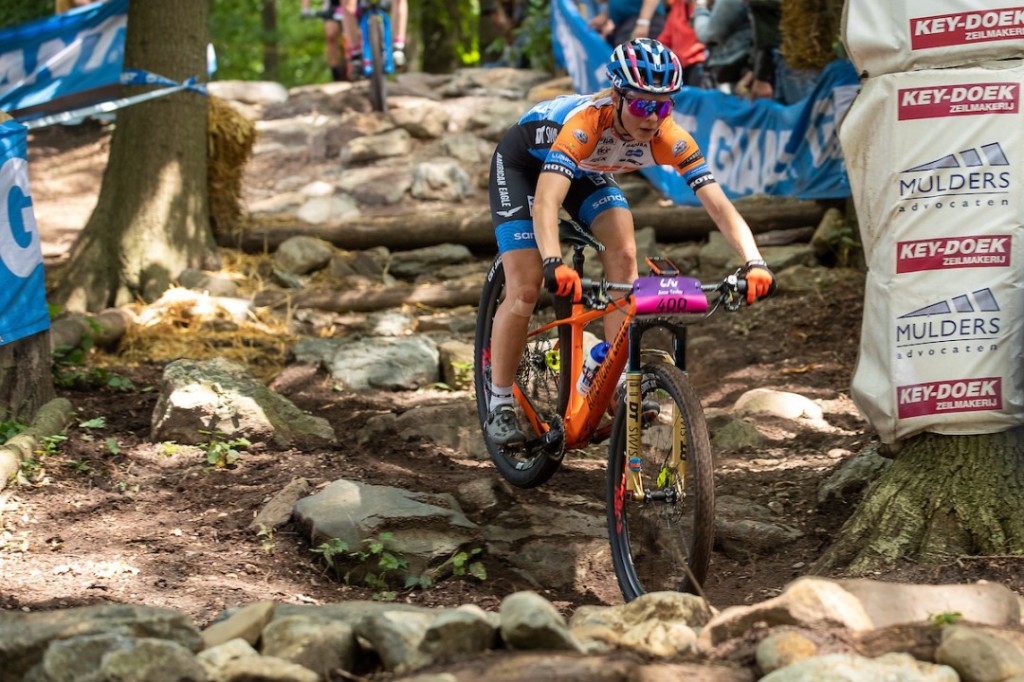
(0, 121), (50, 345)
(0, 0), (128, 113)
(551, 0), (860, 206)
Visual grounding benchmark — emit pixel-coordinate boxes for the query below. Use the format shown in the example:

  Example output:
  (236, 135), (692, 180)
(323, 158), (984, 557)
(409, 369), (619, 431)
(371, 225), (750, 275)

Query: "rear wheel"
(474, 256), (572, 488)
(367, 14), (387, 112)
(606, 363), (715, 600)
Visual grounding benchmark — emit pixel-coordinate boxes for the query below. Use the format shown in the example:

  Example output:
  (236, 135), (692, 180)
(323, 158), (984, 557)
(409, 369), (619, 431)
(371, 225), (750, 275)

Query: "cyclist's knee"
(602, 247), (638, 280)
(506, 285), (540, 318)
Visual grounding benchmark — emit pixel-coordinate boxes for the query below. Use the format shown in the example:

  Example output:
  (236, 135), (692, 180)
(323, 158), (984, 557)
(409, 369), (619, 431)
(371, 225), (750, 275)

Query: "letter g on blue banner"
(0, 120), (50, 346)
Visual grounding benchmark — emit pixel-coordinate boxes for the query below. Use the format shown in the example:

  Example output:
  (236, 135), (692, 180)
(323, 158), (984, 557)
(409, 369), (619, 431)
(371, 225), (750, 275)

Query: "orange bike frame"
(517, 294), (639, 450)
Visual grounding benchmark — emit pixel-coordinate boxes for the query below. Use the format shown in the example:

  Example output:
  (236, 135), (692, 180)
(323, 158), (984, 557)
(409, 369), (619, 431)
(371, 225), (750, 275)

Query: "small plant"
(51, 326), (134, 392)
(932, 611), (962, 626)
(256, 525), (276, 554)
(36, 434), (67, 457)
(199, 429), (250, 469)
(78, 417), (106, 430)
(408, 546), (488, 590)
(65, 459), (93, 474)
(311, 532), (409, 599)
(0, 419), (27, 445)
(105, 438), (120, 455)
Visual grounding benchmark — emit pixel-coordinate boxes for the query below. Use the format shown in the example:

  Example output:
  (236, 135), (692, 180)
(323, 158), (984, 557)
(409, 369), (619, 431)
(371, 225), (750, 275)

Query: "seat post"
(572, 245), (586, 274)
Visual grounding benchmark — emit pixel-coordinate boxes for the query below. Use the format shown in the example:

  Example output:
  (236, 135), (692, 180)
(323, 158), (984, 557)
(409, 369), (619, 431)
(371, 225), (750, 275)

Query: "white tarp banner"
(843, 1), (1024, 77)
(840, 61), (1024, 442)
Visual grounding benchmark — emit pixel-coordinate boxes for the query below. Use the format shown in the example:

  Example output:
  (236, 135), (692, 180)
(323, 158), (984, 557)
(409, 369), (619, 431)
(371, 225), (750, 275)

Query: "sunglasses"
(624, 95), (674, 119)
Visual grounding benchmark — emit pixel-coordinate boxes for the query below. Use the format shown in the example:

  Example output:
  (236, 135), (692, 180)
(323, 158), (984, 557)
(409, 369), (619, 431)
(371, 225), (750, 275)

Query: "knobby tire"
(606, 363), (715, 601)
(474, 256), (572, 488)
(367, 14), (387, 112)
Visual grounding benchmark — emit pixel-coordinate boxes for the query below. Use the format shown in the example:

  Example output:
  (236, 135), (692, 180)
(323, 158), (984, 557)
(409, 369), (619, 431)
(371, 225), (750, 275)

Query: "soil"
(4, 121), (1021, 633)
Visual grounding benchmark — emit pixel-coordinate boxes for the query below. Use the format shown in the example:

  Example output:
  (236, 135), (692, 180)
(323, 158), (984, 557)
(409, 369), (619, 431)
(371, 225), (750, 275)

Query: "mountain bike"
(301, 0), (395, 112)
(355, 0), (395, 112)
(473, 219), (751, 600)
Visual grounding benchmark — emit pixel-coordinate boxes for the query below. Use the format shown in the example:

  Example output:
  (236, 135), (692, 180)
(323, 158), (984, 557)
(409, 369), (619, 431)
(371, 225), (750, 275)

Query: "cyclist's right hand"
(542, 257), (582, 302)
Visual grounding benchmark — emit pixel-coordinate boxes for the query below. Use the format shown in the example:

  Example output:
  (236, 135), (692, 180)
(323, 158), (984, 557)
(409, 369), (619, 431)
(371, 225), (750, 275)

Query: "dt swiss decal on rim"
(633, 276), (708, 315)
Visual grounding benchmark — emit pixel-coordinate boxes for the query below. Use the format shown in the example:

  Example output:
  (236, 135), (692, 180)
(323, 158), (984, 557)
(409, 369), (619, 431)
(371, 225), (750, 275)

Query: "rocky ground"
(4, 68), (1022, 643)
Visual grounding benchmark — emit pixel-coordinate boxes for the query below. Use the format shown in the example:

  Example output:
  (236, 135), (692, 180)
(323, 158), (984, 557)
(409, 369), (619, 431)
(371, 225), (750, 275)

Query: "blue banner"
(552, 0), (859, 206)
(0, 121), (50, 345)
(0, 0), (127, 113)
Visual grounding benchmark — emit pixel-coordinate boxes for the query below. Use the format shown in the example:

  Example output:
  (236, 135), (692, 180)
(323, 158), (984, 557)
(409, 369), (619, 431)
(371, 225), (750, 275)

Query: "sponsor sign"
(897, 378), (1002, 419)
(911, 8), (1024, 50)
(898, 83), (1019, 120)
(896, 236), (1011, 273)
(0, 121), (49, 345)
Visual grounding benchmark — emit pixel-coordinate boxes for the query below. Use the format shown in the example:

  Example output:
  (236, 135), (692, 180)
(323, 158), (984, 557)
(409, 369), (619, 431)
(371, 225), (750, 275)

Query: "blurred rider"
(483, 37), (776, 446)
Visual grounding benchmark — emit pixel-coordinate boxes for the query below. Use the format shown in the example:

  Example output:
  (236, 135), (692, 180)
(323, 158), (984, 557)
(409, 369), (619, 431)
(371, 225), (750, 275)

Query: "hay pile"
(781, 0), (844, 70)
(207, 95), (256, 243)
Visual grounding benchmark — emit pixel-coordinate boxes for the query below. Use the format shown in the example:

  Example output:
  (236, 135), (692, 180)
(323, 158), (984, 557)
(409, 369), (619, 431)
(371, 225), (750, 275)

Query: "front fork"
(622, 322), (688, 503)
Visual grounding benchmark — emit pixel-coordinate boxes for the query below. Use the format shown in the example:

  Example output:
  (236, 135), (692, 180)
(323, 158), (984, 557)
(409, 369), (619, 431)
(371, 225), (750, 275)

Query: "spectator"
(302, 0), (347, 82)
(691, 0), (753, 94)
(657, 0), (710, 87)
(588, 0), (668, 49)
(480, 0), (528, 67)
(747, 0), (818, 104)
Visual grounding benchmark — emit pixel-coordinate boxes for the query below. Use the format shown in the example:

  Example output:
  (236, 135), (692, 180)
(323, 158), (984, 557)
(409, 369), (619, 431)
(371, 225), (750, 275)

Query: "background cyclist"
(302, 0), (408, 81)
(483, 37), (776, 447)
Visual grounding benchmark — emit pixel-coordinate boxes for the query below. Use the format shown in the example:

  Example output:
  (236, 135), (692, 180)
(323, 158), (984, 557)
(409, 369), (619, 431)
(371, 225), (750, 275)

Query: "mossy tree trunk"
(52, 0), (216, 313)
(816, 431), (1024, 574)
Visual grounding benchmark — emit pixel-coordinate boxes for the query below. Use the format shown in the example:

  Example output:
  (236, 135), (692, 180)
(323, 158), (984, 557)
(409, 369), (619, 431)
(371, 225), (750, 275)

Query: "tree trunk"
(52, 0), (215, 313)
(262, 0), (279, 82)
(815, 431), (1024, 574)
(0, 332), (54, 423)
(230, 201), (826, 253)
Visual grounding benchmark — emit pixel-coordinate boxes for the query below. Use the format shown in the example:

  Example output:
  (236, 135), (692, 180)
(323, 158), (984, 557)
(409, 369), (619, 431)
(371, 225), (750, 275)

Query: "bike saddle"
(558, 218), (605, 253)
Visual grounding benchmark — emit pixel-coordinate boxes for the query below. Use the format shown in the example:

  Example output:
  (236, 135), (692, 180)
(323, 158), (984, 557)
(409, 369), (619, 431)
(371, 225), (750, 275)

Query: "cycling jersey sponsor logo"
(496, 206), (524, 218)
(534, 125), (559, 145)
(672, 140), (688, 156)
(573, 129), (589, 144)
(894, 288), (1001, 361)
(597, 146), (611, 155)
(589, 193), (626, 210)
(911, 9), (1024, 50)
(512, 229), (535, 242)
(896, 142), (1011, 213)
(678, 150), (703, 167)
(898, 83), (1019, 120)
(896, 236), (1011, 273)
(897, 378), (1002, 419)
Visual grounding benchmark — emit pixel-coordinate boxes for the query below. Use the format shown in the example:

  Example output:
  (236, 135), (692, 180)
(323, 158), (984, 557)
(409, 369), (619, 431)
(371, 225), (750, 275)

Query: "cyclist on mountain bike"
(302, 0), (407, 81)
(483, 37), (776, 447)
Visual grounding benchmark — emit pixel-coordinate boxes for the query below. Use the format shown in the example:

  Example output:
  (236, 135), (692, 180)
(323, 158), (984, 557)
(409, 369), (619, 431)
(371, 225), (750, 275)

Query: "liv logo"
(895, 289), (1001, 360)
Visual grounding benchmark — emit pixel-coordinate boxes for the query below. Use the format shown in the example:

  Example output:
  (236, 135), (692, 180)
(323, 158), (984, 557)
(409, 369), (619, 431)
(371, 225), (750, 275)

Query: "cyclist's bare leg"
(342, 0), (361, 59)
(391, 0), (407, 46)
(490, 248), (543, 389)
(323, 19), (344, 80)
(591, 207), (638, 342)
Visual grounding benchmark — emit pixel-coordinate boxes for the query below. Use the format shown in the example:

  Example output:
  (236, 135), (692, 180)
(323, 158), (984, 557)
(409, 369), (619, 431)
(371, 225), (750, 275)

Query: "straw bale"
(208, 95), (256, 242)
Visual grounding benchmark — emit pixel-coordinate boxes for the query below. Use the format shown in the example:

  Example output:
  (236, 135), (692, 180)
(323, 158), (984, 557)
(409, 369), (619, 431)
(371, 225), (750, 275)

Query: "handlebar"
(578, 271), (749, 315)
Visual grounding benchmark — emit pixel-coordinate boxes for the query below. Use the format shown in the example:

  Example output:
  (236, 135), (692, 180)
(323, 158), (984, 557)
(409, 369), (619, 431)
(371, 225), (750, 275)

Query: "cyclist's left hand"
(744, 259), (776, 304)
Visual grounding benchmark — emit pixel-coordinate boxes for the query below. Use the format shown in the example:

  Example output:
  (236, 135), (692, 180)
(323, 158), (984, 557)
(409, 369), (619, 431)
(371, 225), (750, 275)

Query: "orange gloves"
(744, 259), (776, 304)
(542, 257), (582, 302)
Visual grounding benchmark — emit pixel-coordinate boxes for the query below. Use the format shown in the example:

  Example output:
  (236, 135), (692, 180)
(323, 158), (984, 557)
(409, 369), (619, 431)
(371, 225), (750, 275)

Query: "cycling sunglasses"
(623, 94), (674, 119)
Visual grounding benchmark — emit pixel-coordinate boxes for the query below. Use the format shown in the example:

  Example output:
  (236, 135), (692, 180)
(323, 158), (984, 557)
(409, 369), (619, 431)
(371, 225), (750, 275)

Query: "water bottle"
(576, 341), (610, 395)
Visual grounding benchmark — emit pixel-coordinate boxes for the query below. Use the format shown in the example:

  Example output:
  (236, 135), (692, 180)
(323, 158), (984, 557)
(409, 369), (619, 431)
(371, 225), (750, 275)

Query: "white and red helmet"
(607, 38), (683, 94)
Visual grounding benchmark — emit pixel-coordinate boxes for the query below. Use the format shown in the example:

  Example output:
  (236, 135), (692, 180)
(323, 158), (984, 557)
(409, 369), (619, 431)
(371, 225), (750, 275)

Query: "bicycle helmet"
(606, 38), (683, 94)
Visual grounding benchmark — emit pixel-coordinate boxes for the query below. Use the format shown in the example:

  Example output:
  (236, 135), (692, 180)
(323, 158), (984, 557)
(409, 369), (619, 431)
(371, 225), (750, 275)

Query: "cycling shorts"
(489, 127), (628, 253)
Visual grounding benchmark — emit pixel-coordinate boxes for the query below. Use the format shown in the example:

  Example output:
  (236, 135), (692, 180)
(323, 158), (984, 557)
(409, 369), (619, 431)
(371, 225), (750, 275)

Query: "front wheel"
(367, 14), (387, 112)
(606, 363), (715, 601)
(474, 256), (572, 488)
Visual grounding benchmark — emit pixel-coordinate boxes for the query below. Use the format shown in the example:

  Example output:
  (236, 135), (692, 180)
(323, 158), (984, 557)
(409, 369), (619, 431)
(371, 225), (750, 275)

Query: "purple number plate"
(632, 276), (708, 315)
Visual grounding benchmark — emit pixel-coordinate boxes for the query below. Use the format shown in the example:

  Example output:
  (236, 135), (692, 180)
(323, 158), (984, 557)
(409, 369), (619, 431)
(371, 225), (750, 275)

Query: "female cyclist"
(483, 37), (776, 447)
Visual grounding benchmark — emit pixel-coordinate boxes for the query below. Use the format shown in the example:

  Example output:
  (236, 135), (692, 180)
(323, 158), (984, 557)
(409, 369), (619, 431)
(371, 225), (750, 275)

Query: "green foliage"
(0, 420), (27, 446)
(0, 1), (52, 30)
(36, 434), (67, 457)
(932, 611), (962, 626)
(78, 417), (106, 430)
(507, 0), (554, 73)
(199, 429), (251, 469)
(311, 532), (410, 600)
(821, 223), (862, 268)
(52, 328), (134, 392)
(211, 0), (339, 86)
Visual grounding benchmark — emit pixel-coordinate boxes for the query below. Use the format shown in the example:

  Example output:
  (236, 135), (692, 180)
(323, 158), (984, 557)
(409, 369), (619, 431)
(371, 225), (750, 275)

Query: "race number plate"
(632, 276), (708, 315)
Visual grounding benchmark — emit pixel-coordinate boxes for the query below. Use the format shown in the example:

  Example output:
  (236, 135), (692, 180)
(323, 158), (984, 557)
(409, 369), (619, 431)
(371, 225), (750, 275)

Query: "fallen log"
(227, 199), (828, 253)
(255, 276), (485, 314)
